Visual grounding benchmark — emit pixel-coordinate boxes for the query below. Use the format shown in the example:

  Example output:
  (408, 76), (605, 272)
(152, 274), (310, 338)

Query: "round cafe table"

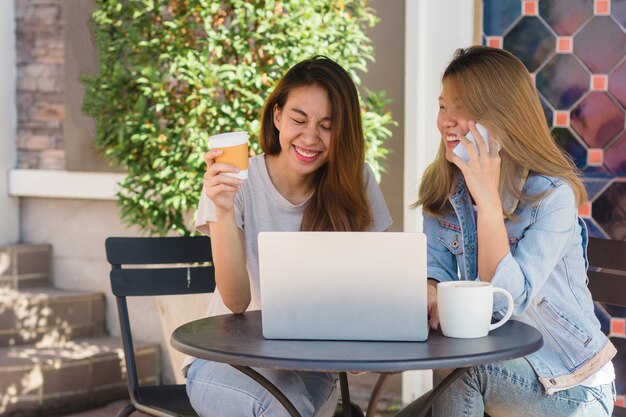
(171, 311), (543, 417)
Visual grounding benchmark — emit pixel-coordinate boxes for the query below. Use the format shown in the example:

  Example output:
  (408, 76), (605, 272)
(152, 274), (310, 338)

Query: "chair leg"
(116, 402), (136, 417)
(334, 401), (364, 417)
(366, 373), (392, 417)
(350, 402), (365, 417)
(339, 373), (353, 417)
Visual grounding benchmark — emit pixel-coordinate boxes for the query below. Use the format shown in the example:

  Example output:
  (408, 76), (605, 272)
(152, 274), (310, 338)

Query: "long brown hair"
(416, 46), (586, 217)
(259, 56), (372, 231)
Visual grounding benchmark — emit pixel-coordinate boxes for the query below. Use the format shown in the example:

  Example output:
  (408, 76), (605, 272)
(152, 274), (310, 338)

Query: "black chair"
(106, 236), (215, 417)
(587, 237), (626, 308)
(106, 236), (363, 417)
(587, 237), (626, 417)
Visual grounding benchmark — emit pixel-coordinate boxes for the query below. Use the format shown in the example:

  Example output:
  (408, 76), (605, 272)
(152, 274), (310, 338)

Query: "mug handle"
(489, 287), (514, 331)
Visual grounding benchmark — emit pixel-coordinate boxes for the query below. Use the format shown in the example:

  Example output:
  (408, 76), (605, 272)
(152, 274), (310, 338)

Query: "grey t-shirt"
(195, 154), (393, 317)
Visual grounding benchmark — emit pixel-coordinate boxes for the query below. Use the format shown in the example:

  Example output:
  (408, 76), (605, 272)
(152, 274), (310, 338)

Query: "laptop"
(258, 231), (428, 342)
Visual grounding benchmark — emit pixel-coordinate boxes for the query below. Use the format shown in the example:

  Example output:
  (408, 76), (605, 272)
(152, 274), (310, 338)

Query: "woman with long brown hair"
(417, 46), (616, 417)
(186, 56), (392, 417)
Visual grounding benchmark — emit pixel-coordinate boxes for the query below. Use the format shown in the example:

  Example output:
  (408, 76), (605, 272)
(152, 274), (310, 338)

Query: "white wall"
(402, 0), (475, 402)
(0, 1), (19, 245)
(404, 0), (476, 233)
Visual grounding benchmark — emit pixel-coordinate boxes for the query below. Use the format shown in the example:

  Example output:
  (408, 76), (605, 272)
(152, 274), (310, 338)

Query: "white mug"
(437, 281), (514, 338)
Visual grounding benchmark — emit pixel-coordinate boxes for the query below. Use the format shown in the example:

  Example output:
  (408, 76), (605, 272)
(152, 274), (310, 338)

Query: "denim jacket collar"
(449, 175), (522, 280)
(449, 177), (477, 280)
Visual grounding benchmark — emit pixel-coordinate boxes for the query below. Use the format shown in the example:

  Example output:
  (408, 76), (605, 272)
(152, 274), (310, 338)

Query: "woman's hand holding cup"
(203, 149), (245, 214)
(204, 131), (249, 214)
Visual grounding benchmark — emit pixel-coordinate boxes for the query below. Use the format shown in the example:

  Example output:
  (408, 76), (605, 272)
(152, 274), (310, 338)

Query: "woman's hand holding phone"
(451, 121), (502, 210)
(453, 122), (490, 162)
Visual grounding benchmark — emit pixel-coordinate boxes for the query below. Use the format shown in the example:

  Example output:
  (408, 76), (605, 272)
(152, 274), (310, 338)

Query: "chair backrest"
(586, 237), (626, 307)
(587, 237), (626, 417)
(105, 236), (216, 402)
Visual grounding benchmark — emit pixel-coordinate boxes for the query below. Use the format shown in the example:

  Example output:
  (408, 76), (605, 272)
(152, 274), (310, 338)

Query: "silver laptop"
(258, 232), (428, 341)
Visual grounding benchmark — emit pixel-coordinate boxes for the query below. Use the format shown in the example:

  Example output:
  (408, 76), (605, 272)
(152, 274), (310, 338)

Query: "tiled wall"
(482, 0), (625, 409)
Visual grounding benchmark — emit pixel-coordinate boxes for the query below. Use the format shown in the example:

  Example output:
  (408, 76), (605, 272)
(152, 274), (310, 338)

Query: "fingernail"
(214, 149), (223, 155)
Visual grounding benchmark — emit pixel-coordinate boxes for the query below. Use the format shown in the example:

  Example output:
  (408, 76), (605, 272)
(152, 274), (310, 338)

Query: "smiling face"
(272, 84), (332, 178)
(437, 80), (472, 163)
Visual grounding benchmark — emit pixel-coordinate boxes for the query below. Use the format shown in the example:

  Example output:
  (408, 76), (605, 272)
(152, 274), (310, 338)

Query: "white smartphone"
(453, 123), (490, 162)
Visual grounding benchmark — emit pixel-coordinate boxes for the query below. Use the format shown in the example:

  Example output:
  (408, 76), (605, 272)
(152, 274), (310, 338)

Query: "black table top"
(171, 310), (543, 373)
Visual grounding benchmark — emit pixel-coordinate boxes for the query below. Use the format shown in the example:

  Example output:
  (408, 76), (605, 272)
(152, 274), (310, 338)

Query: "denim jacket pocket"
(537, 298), (592, 347)
(437, 221), (464, 255)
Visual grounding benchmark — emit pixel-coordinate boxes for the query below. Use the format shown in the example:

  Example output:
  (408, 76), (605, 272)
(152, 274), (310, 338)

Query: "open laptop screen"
(258, 232), (428, 342)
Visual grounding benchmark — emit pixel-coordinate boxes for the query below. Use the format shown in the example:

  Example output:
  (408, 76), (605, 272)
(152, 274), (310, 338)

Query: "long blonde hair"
(416, 46), (586, 217)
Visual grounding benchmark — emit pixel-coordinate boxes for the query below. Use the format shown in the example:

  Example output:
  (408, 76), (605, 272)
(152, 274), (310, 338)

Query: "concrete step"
(0, 288), (106, 347)
(0, 336), (160, 416)
(0, 244), (51, 289)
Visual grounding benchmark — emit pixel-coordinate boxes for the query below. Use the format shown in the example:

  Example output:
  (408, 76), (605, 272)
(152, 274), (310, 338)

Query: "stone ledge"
(8, 170), (124, 200)
(0, 244), (51, 289)
(0, 288), (106, 347)
(0, 337), (159, 416)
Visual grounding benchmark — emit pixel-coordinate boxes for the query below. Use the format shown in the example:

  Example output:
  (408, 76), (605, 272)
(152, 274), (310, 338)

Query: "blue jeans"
(432, 358), (615, 417)
(186, 359), (339, 417)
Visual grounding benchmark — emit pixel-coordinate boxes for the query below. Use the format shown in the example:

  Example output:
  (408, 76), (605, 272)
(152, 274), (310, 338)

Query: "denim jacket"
(423, 174), (616, 394)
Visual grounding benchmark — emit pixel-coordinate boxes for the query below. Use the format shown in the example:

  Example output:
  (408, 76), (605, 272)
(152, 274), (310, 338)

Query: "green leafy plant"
(83, 0), (396, 236)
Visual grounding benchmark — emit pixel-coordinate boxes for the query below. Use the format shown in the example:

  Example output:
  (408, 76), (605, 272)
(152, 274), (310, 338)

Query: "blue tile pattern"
(536, 55), (589, 109)
(609, 60), (626, 109)
(582, 177), (611, 200)
(593, 182), (626, 240)
(539, 0), (593, 35)
(605, 132), (626, 174)
(615, 0), (626, 30)
(483, 0), (521, 36)
(503, 17), (555, 72)
(574, 16), (626, 73)
(539, 95), (554, 126)
(552, 127), (587, 168)
(571, 92), (625, 148)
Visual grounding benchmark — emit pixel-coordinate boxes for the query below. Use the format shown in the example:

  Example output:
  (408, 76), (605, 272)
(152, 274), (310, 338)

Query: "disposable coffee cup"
(208, 132), (249, 180)
(437, 281), (514, 338)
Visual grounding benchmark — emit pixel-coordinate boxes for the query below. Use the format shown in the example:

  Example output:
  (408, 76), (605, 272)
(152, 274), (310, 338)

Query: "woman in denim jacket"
(415, 46), (616, 417)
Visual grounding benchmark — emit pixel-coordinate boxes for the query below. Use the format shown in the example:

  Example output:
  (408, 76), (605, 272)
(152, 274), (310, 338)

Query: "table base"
(230, 365), (468, 417)
(231, 366), (358, 417)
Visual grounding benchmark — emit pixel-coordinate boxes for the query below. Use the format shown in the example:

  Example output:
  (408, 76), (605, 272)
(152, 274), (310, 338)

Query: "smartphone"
(453, 123), (490, 162)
